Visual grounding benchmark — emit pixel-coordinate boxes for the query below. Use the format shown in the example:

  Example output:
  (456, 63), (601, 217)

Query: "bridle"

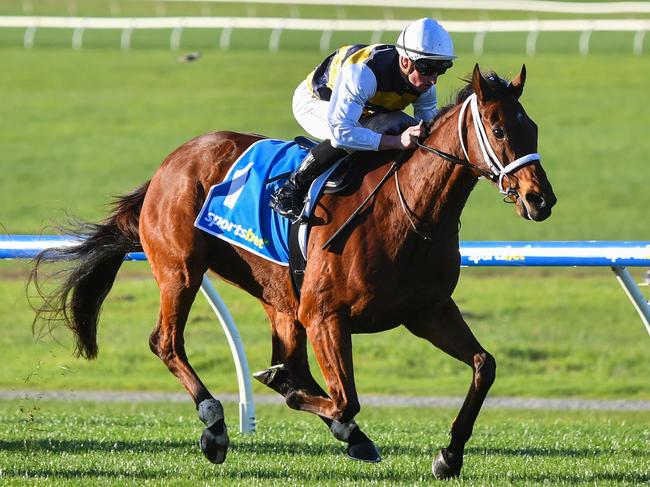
(416, 93), (541, 200)
(397, 92), (542, 240)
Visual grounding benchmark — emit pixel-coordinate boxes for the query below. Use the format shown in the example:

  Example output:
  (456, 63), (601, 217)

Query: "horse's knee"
(473, 352), (496, 390)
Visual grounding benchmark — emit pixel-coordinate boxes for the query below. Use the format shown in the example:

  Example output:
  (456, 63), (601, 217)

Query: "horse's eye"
(492, 127), (505, 139)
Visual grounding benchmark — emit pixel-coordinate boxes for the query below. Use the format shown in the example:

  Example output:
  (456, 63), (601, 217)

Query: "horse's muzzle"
(518, 190), (557, 221)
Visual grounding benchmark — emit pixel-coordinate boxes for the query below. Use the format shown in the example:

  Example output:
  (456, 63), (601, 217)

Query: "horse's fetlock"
(337, 399), (360, 424)
(330, 419), (359, 443)
(432, 447), (463, 479)
(198, 398), (225, 428)
(284, 390), (302, 410)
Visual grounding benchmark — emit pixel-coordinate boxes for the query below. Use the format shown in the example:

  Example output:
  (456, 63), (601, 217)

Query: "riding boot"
(270, 140), (347, 221)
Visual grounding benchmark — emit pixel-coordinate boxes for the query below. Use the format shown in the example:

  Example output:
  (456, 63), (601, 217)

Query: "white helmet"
(395, 18), (456, 61)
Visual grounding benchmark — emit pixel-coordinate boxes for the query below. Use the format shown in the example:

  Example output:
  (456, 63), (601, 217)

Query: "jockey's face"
(400, 56), (443, 93)
(408, 67), (439, 93)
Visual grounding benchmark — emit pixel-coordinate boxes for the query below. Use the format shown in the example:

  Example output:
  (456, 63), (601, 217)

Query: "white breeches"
(292, 79), (418, 144)
(292, 80), (332, 141)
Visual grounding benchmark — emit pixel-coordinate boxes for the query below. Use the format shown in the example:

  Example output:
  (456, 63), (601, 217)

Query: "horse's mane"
(432, 70), (510, 124)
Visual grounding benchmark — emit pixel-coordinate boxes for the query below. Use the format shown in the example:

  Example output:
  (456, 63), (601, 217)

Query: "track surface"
(2, 390), (649, 411)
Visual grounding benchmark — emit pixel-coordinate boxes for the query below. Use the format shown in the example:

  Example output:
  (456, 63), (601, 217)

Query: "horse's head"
(464, 64), (556, 221)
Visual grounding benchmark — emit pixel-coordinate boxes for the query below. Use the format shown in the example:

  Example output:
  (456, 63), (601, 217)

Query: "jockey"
(270, 17), (456, 221)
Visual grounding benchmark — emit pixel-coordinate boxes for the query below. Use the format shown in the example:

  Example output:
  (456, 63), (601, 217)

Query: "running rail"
(2, 17), (649, 55)
(2, 236), (650, 433)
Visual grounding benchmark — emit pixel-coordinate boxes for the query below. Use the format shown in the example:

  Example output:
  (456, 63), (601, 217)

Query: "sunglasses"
(413, 59), (453, 76)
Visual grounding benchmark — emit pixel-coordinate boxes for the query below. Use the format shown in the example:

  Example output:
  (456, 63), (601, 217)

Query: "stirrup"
(270, 189), (306, 222)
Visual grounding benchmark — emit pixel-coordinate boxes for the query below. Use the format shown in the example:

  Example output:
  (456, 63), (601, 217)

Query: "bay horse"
(31, 65), (555, 479)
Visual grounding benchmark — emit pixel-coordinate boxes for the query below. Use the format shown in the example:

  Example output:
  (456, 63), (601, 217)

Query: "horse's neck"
(397, 107), (478, 232)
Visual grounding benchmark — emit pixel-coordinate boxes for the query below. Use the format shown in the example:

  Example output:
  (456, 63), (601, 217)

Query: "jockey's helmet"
(395, 18), (456, 62)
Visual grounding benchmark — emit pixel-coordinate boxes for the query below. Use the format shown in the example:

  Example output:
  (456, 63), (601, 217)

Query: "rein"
(395, 93), (543, 241)
(321, 150), (411, 250)
(415, 140), (497, 182)
(323, 92), (542, 248)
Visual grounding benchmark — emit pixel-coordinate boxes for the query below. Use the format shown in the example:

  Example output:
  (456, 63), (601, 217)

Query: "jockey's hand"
(378, 121), (426, 151)
(399, 122), (425, 149)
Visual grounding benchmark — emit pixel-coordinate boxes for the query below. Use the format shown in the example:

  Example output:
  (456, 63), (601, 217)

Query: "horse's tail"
(30, 181), (150, 359)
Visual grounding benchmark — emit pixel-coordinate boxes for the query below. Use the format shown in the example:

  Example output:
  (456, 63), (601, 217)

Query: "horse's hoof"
(252, 364), (286, 385)
(200, 421), (229, 464)
(432, 449), (462, 479)
(346, 440), (382, 463)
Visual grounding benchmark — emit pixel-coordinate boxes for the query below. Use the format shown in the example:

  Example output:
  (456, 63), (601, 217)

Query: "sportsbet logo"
(205, 212), (266, 250)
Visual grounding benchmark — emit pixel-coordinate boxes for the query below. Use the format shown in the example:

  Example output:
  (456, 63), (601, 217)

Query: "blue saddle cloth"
(194, 138), (337, 266)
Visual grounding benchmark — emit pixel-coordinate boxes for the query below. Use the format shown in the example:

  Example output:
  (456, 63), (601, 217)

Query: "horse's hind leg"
(254, 306), (380, 462)
(404, 298), (496, 479)
(148, 255), (229, 464)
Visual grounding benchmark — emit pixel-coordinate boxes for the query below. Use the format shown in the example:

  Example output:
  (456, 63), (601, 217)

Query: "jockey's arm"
(381, 87), (437, 150)
(327, 63), (383, 151)
(327, 64), (431, 152)
(380, 87), (436, 150)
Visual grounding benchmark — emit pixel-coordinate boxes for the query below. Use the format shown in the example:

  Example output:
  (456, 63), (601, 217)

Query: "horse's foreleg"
(254, 307), (380, 461)
(404, 298), (496, 479)
(287, 317), (358, 423)
(149, 266), (229, 464)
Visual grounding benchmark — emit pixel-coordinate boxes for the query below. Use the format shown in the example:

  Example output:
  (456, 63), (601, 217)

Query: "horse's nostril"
(525, 192), (546, 208)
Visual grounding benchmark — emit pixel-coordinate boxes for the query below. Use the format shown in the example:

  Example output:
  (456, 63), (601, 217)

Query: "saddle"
(293, 136), (359, 195)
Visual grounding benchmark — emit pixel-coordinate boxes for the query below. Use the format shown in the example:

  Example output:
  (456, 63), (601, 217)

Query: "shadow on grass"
(464, 471), (650, 484)
(0, 438), (192, 453)
(3, 467), (169, 481)
(1, 437), (345, 457)
(467, 445), (648, 458)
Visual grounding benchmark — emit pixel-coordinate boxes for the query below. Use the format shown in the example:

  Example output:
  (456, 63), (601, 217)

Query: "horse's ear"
(509, 64), (526, 99)
(472, 63), (492, 102)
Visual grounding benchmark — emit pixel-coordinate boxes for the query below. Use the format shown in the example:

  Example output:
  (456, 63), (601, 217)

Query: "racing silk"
(305, 44), (437, 151)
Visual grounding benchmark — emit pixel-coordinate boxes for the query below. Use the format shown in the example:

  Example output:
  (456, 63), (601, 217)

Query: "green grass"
(1, 399), (648, 485)
(2, 264), (648, 399)
(0, 48), (648, 239)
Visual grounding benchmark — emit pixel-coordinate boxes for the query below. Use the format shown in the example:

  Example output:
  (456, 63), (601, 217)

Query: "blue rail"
(2, 235), (649, 267)
(1, 235), (648, 340)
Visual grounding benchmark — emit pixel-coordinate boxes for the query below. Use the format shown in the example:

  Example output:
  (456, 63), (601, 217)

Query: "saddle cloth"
(194, 138), (340, 265)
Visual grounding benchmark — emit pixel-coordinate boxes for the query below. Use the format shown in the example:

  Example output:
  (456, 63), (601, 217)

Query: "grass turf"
(2, 264), (648, 399)
(0, 399), (648, 486)
(0, 48), (648, 239)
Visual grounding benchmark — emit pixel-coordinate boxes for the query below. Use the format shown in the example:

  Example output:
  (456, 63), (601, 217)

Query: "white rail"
(152, 0), (650, 15)
(2, 16), (649, 54)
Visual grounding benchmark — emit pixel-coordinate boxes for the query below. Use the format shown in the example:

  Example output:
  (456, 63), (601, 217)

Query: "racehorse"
(31, 65), (555, 479)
